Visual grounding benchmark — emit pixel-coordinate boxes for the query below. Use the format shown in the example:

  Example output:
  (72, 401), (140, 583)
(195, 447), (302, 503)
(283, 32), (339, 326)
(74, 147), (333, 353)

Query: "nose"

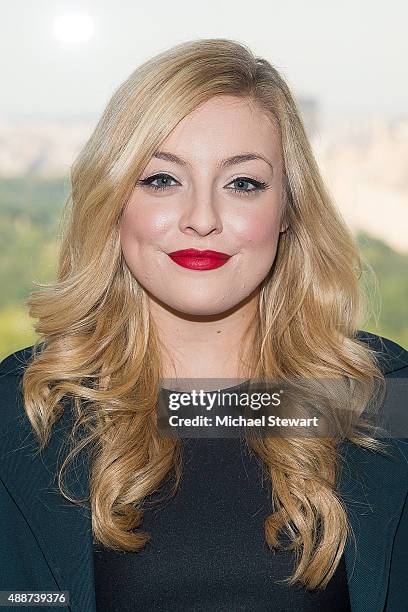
(179, 188), (222, 237)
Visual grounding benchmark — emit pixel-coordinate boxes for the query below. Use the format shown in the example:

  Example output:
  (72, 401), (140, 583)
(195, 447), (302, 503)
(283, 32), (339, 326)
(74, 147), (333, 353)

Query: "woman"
(1, 38), (407, 612)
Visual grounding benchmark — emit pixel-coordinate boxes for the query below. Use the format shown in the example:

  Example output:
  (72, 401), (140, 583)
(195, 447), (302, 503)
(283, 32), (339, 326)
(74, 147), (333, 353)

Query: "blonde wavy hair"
(22, 38), (387, 591)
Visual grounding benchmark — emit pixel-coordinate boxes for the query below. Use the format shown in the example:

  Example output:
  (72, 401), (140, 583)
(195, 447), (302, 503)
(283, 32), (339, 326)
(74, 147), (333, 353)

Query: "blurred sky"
(1, 0), (407, 121)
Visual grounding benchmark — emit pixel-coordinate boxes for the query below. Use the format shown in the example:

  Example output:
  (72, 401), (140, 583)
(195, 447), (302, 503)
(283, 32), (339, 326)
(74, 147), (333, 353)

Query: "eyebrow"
(152, 150), (274, 173)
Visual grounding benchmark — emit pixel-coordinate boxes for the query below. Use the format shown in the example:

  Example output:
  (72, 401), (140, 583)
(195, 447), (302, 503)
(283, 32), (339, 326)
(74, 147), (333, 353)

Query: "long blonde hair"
(22, 38), (387, 590)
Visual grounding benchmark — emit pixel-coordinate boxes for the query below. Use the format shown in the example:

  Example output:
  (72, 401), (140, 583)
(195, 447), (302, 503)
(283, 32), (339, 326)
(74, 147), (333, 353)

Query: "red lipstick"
(167, 248), (231, 270)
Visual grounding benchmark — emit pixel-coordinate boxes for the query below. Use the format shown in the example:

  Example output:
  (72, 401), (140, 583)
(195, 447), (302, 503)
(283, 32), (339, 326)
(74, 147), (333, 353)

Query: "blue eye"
(227, 177), (267, 195)
(137, 173), (179, 191)
(137, 173), (268, 195)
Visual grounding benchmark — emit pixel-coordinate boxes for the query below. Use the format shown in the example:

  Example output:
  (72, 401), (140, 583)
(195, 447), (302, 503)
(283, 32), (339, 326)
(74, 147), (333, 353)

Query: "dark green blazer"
(1, 331), (408, 612)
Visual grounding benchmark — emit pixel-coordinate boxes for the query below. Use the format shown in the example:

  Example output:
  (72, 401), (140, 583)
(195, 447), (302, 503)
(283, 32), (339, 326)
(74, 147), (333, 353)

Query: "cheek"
(233, 210), (281, 250)
(120, 201), (172, 250)
(230, 210), (282, 288)
(119, 202), (174, 287)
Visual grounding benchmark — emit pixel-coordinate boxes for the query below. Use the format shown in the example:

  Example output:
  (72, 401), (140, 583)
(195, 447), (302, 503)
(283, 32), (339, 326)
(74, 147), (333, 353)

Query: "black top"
(93, 383), (352, 612)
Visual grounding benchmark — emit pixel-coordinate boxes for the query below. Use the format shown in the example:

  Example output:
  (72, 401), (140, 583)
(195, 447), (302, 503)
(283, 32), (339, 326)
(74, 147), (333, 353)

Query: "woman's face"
(120, 95), (286, 316)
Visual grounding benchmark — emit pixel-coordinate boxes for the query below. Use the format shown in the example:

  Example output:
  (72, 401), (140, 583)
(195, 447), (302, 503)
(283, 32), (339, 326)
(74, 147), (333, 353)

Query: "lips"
(167, 248), (231, 271)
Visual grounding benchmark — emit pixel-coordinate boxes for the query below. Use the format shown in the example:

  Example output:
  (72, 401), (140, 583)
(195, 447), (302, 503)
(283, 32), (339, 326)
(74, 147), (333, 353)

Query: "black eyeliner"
(137, 172), (268, 194)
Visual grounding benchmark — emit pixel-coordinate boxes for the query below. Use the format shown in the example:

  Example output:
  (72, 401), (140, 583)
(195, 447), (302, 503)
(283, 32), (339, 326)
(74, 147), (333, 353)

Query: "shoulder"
(346, 331), (408, 478)
(354, 329), (408, 376)
(356, 329), (408, 449)
(0, 344), (36, 378)
(355, 332), (408, 456)
(0, 344), (38, 434)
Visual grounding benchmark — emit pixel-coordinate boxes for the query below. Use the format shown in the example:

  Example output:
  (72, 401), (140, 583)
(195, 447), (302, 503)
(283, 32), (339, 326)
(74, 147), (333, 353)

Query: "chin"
(168, 298), (235, 317)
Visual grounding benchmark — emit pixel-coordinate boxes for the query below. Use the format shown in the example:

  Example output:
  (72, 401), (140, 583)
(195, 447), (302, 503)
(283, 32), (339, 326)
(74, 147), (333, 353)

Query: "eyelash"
(136, 173), (268, 196)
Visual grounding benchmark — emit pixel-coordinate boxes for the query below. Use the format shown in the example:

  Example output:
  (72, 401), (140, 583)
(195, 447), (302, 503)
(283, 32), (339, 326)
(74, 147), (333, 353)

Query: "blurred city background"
(1, 1), (407, 359)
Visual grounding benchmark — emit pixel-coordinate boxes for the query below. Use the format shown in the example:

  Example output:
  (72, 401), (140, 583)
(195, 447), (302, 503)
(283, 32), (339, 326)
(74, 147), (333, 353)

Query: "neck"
(147, 288), (260, 381)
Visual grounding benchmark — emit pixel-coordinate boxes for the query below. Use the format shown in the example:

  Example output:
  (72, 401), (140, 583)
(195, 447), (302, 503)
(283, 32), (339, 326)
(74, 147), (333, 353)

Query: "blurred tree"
(357, 231), (408, 348)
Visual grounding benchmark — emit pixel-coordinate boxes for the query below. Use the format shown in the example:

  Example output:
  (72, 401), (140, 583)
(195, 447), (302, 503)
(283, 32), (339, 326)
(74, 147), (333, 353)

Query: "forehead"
(158, 95), (281, 164)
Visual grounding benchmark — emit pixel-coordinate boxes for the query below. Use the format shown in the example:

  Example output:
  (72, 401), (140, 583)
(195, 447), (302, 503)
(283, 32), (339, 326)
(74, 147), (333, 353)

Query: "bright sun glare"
(53, 13), (94, 44)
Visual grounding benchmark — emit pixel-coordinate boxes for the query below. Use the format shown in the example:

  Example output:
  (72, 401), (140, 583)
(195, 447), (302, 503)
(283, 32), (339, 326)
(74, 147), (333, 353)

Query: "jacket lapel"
(0, 402), (96, 612)
(337, 438), (408, 612)
(1, 403), (407, 612)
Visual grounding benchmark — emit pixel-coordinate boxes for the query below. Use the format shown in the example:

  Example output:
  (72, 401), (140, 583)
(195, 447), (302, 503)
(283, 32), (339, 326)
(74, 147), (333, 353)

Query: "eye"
(226, 177), (268, 196)
(136, 173), (268, 195)
(137, 173), (180, 191)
